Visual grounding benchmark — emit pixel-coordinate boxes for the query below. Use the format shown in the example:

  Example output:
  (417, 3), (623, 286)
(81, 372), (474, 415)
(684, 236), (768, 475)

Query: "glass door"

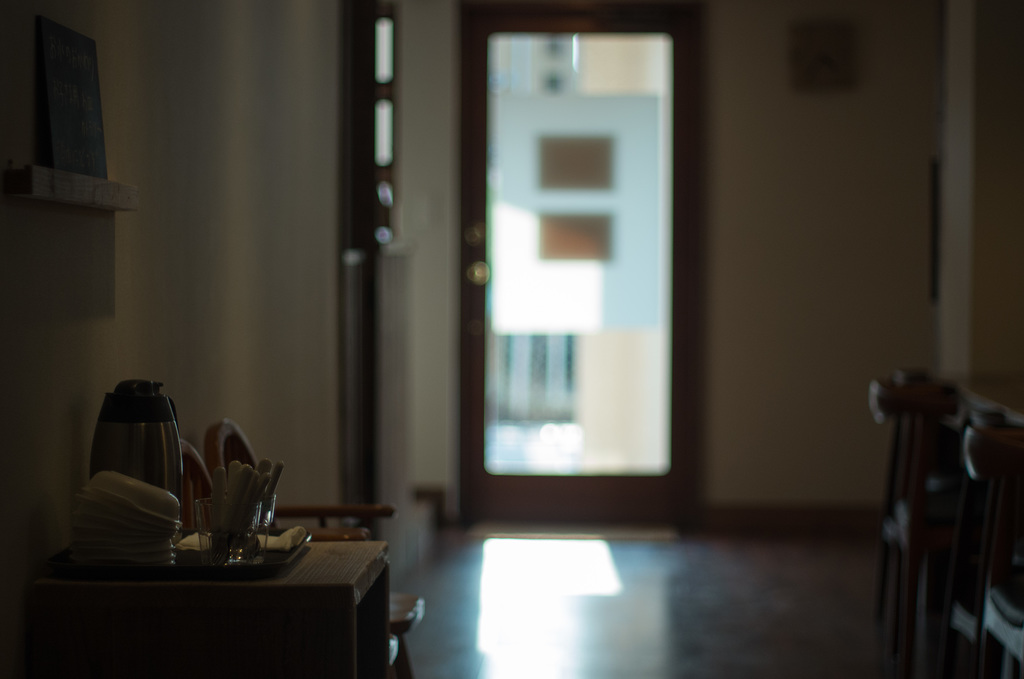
(485, 33), (672, 478)
(460, 4), (703, 525)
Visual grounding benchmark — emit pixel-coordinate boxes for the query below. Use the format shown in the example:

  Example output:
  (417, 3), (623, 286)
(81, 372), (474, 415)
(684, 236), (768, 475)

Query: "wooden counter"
(28, 541), (390, 679)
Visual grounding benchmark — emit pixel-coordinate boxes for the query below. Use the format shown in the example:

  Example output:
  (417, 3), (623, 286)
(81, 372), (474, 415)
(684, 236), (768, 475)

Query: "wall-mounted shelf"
(3, 165), (138, 211)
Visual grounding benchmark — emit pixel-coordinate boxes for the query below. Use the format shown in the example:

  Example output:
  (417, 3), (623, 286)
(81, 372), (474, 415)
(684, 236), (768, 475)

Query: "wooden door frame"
(340, 0), (384, 504)
(458, 2), (706, 528)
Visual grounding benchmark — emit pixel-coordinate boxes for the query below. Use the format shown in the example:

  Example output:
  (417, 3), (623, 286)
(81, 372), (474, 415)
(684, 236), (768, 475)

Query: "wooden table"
(949, 373), (1024, 425)
(28, 541), (390, 679)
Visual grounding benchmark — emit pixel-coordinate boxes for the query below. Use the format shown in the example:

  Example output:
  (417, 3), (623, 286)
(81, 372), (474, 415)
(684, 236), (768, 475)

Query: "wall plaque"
(37, 16), (107, 178)
(789, 20), (858, 92)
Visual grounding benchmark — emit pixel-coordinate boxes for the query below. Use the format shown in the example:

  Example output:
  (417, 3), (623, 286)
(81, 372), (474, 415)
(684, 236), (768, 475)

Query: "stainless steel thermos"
(89, 380), (183, 502)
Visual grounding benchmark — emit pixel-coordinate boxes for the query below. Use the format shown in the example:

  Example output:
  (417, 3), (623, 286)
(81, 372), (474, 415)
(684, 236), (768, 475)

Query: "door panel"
(460, 4), (704, 526)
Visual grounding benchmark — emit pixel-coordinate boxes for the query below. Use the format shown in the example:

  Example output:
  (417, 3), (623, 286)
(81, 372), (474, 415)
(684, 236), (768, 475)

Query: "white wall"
(395, 0), (462, 505)
(937, 0), (974, 374)
(397, 0), (938, 512)
(940, 0), (1024, 375)
(704, 0), (936, 504)
(0, 2), (343, 676)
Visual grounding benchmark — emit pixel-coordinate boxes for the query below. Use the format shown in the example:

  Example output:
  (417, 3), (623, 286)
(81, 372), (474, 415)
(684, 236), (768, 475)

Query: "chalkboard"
(37, 16), (107, 179)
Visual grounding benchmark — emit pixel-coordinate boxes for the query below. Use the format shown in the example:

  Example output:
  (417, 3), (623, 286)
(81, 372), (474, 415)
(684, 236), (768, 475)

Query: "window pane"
(375, 17), (394, 84)
(375, 99), (393, 166)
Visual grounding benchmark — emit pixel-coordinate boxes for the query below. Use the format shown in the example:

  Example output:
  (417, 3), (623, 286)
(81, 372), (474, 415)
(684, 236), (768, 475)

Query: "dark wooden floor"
(393, 527), (943, 679)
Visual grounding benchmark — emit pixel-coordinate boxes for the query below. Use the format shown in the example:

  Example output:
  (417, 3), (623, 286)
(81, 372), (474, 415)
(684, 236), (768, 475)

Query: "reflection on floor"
(394, 527), (907, 679)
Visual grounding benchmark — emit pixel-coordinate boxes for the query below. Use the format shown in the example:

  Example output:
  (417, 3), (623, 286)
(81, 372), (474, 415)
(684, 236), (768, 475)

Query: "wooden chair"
(389, 592), (425, 679)
(962, 425), (1024, 679)
(179, 439), (212, 530)
(874, 370), (936, 621)
(937, 410), (1007, 679)
(204, 418), (424, 679)
(870, 375), (961, 679)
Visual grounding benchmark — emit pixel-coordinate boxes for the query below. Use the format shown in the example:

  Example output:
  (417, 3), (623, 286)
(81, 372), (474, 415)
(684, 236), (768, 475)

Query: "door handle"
(466, 261), (490, 286)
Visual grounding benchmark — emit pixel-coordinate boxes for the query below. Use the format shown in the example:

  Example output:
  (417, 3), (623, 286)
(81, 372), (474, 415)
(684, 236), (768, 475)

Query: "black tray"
(46, 531), (311, 581)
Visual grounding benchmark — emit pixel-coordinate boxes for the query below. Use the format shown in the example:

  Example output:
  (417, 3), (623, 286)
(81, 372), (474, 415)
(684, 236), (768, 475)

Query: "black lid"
(96, 380), (177, 423)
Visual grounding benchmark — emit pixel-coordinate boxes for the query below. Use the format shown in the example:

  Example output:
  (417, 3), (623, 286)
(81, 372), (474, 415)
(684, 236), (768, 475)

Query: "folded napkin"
(176, 526), (308, 552)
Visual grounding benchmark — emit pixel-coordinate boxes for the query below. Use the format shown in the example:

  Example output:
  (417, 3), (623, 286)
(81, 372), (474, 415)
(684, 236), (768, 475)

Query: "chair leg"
(937, 622), (957, 679)
(978, 628), (1002, 679)
(394, 633), (414, 679)
(877, 418), (901, 624)
(877, 536), (891, 623)
(388, 634), (400, 679)
(886, 545), (903, 660)
(939, 479), (984, 679)
(937, 558), (959, 679)
(898, 547), (922, 679)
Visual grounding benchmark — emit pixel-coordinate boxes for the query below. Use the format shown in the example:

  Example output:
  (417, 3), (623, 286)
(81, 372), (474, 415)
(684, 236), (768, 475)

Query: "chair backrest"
(868, 377), (959, 422)
(203, 417), (259, 471)
(180, 439), (212, 529)
(963, 426), (1024, 590)
(869, 377), (960, 507)
(204, 418), (285, 529)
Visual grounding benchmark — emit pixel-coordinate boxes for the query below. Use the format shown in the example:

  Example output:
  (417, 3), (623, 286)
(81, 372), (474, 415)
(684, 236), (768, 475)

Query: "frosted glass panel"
(375, 17), (394, 84)
(375, 100), (393, 166)
(485, 33), (672, 476)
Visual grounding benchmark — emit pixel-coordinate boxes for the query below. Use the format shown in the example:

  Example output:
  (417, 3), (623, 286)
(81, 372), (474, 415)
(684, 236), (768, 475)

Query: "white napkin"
(263, 526), (308, 551)
(176, 526), (308, 552)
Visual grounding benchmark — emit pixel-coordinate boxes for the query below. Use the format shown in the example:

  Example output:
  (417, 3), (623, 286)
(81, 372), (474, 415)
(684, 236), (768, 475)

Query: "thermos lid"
(97, 380), (176, 423)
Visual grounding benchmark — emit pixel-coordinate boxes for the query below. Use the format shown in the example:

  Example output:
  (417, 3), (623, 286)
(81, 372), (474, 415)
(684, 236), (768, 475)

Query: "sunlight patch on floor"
(469, 522), (679, 542)
(477, 538), (623, 672)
